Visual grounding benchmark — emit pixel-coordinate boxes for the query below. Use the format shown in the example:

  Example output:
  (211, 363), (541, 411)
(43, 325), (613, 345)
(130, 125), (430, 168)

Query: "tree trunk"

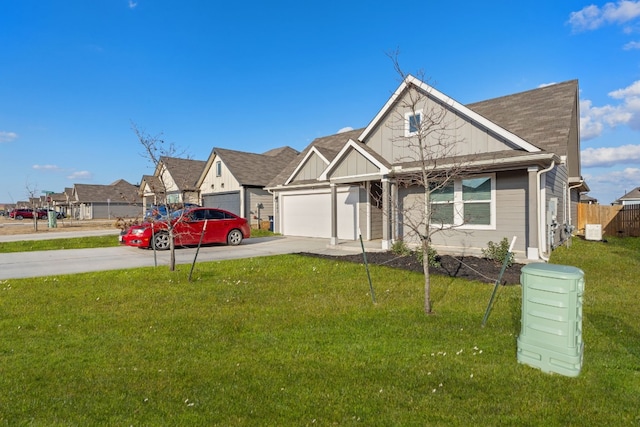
(169, 228), (176, 272)
(422, 239), (433, 314)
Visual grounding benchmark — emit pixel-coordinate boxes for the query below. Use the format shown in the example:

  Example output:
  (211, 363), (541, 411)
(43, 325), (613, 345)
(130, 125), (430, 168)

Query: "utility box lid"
(521, 263), (584, 280)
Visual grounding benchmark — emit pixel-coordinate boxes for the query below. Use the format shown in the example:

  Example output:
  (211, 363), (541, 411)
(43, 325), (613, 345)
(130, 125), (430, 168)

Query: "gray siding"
(365, 88), (516, 164)
(246, 188), (273, 227)
(398, 170), (529, 258)
(332, 149), (378, 178)
(292, 153), (327, 182)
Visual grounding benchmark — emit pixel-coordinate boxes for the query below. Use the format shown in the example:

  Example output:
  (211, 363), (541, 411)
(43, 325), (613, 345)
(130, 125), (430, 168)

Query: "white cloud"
(337, 126), (354, 134)
(569, 1), (640, 32)
(623, 40), (640, 49)
(582, 144), (640, 167)
(128, 1), (138, 9)
(580, 79), (640, 139)
(32, 164), (62, 171)
(585, 167), (640, 184)
(0, 131), (18, 143)
(67, 171), (92, 180)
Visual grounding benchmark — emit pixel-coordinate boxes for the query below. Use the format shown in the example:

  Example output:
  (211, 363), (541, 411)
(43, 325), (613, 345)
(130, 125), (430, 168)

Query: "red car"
(9, 209), (48, 220)
(120, 207), (250, 250)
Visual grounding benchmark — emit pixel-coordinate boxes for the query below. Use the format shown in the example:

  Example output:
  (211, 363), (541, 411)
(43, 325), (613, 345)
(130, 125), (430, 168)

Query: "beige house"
(197, 146), (298, 228)
(267, 76), (588, 262)
(139, 156), (207, 209)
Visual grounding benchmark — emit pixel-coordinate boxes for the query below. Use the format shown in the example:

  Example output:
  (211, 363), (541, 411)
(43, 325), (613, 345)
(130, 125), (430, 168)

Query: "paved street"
(0, 232), (376, 280)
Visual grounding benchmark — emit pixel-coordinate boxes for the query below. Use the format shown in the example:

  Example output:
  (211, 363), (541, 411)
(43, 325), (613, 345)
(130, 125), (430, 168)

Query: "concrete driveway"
(0, 233), (376, 280)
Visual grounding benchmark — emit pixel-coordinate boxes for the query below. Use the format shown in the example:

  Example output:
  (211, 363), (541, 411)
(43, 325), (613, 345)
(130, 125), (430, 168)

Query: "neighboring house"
(197, 146), (299, 227)
(613, 187), (640, 206)
(71, 179), (142, 220)
(266, 76), (587, 262)
(580, 194), (598, 205)
(140, 156), (206, 209)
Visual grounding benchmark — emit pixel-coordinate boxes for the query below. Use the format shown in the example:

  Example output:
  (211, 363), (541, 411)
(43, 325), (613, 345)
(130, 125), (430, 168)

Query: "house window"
(405, 110), (422, 136)
(429, 174), (495, 229)
(215, 161), (222, 177)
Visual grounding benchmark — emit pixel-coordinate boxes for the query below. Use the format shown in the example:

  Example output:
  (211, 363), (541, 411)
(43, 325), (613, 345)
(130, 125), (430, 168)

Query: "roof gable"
(159, 156), (207, 191)
(359, 75), (541, 154)
(319, 139), (391, 181)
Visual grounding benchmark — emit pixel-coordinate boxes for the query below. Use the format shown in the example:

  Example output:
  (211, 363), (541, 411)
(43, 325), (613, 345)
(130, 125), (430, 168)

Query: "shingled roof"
(73, 180), (140, 203)
(159, 156), (207, 191)
(211, 146), (299, 187)
(267, 128), (363, 188)
(467, 80), (579, 156)
(616, 186), (640, 203)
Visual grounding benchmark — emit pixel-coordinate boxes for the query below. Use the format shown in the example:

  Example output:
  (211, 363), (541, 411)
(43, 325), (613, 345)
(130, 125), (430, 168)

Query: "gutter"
(537, 161), (555, 262)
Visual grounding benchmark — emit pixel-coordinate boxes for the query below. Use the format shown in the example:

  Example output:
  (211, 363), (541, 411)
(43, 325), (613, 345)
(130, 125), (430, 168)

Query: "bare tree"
(24, 181), (40, 232)
(386, 53), (472, 314)
(131, 122), (187, 271)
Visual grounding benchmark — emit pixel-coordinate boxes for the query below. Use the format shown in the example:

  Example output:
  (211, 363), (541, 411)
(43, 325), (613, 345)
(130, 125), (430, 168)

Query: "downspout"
(567, 180), (584, 231)
(537, 161), (555, 262)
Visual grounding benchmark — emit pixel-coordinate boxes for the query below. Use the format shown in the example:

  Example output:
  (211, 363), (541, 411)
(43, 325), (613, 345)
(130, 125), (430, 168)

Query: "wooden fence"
(577, 204), (640, 237)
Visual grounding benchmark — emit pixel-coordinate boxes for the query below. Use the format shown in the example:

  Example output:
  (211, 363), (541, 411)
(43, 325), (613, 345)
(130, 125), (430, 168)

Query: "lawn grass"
(0, 235), (120, 253)
(0, 229), (277, 253)
(0, 237), (637, 425)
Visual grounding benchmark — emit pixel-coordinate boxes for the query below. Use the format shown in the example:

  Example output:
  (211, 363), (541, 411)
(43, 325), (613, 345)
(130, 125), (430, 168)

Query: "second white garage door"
(280, 186), (359, 239)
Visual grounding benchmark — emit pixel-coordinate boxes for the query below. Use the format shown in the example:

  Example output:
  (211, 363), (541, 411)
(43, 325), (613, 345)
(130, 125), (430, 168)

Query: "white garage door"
(281, 187), (359, 239)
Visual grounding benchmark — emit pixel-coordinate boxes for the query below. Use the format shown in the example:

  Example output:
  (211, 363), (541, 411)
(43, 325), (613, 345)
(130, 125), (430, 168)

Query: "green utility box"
(48, 211), (57, 228)
(517, 263), (584, 377)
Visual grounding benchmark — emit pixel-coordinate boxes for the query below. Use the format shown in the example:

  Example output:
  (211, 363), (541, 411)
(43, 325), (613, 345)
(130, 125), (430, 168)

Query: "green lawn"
(0, 237), (637, 425)
(0, 228), (277, 253)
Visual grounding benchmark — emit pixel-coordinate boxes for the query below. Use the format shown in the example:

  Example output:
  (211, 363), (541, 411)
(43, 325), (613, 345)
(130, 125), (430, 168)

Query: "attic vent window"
(405, 110), (422, 136)
(215, 161), (222, 177)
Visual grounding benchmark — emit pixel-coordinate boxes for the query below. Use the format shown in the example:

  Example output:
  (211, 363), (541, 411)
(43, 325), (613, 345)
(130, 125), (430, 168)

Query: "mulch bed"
(300, 252), (523, 285)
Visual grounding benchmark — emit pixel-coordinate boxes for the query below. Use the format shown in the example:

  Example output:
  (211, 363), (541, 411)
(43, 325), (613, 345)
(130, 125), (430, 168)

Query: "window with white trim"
(215, 161), (222, 177)
(405, 110), (423, 136)
(429, 175), (495, 229)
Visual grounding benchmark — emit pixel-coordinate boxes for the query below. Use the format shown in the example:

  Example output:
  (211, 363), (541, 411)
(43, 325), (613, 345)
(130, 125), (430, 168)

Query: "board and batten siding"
(398, 170), (529, 258)
(199, 157), (241, 195)
(291, 153), (327, 182)
(245, 188), (273, 227)
(364, 89), (517, 164)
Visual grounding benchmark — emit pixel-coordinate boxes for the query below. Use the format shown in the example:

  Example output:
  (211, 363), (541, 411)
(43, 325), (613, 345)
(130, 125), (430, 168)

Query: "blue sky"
(2, 1), (640, 205)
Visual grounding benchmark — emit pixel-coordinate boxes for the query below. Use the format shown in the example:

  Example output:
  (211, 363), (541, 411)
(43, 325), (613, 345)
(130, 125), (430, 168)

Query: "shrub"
(391, 239), (412, 256)
(482, 237), (514, 266)
(415, 245), (441, 268)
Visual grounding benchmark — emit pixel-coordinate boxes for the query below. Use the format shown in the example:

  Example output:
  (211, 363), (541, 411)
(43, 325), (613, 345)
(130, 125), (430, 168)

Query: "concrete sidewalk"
(0, 233), (384, 279)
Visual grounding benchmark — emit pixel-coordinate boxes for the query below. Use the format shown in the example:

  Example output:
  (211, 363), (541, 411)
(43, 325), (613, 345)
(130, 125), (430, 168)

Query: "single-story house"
(266, 75), (588, 262)
(613, 187), (640, 206)
(71, 179), (142, 220)
(197, 146), (298, 227)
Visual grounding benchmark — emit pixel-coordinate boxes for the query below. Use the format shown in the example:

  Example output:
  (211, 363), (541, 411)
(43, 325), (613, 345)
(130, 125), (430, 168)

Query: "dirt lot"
(0, 217), (119, 236)
(303, 251), (523, 285)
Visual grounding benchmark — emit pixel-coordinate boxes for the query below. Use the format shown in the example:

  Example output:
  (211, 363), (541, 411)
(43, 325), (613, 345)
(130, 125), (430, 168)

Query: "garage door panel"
(281, 187), (358, 239)
(203, 192), (240, 216)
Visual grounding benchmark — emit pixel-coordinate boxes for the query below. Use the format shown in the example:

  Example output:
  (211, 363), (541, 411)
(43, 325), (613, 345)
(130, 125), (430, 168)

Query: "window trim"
(405, 109), (423, 137)
(429, 173), (496, 230)
(215, 160), (222, 177)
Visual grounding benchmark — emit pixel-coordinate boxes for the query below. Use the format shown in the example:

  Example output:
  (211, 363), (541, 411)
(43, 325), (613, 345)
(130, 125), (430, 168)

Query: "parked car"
(9, 208), (48, 220)
(38, 209), (65, 219)
(120, 207), (250, 250)
(144, 203), (200, 220)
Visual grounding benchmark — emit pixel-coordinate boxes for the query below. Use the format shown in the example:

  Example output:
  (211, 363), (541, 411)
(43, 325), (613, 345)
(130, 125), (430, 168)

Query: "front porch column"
(527, 166), (539, 260)
(381, 177), (392, 250)
(330, 183), (338, 246)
